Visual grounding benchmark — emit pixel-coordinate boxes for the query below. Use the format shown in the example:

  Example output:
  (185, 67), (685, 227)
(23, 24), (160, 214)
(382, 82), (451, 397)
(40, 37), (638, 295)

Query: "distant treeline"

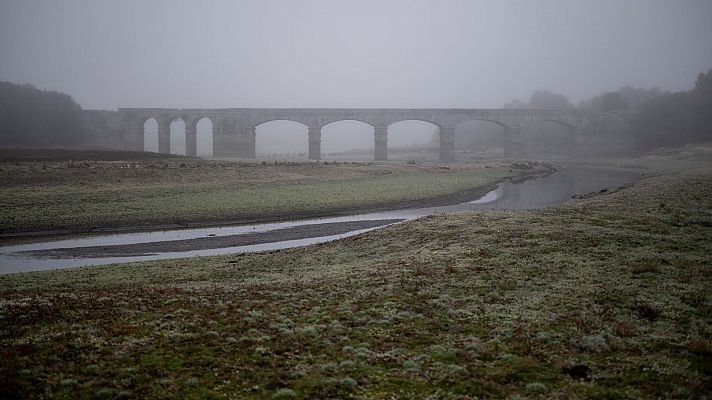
(505, 86), (665, 111)
(583, 69), (712, 147)
(630, 69), (712, 147)
(505, 68), (712, 148)
(0, 81), (85, 147)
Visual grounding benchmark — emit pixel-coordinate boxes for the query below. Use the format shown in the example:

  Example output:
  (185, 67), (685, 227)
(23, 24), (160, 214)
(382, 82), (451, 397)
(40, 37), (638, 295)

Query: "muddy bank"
(23, 219), (403, 258)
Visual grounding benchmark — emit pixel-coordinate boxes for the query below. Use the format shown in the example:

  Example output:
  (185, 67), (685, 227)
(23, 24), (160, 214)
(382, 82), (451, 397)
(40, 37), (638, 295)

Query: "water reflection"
(454, 168), (635, 211)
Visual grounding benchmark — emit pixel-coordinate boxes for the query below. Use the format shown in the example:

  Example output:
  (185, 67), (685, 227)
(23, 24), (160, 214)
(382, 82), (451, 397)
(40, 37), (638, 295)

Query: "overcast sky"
(1, 0), (711, 110)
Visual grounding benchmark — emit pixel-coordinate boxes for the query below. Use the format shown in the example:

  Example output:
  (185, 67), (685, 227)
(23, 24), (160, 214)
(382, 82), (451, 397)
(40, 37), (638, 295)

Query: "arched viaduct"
(84, 108), (629, 162)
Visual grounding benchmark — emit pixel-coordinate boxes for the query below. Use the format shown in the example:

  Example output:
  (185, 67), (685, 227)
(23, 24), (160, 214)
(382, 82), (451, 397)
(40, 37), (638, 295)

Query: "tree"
(0, 81), (86, 147)
(580, 86), (664, 112)
(527, 90), (573, 109)
(694, 69), (712, 94)
(502, 91), (573, 109)
(692, 68), (712, 142)
(599, 92), (628, 111)
(503, 99), (527, 109)
(633, 91), (695, 147)
(631, 68), (712, 148)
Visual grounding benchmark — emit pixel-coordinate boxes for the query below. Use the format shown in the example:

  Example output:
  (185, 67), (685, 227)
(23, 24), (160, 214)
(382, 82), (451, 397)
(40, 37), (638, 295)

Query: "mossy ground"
(1, 166), (711, 399)
(0, 155), (520, 235)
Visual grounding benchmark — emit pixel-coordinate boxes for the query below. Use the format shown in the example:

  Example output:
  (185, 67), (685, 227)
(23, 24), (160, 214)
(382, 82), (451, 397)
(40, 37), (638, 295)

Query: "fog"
(1, 0), (711, 155)
(2, 0), (711, 109)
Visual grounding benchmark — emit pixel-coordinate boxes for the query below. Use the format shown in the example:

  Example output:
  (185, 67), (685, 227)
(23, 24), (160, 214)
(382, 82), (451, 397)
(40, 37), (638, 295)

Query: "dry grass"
(1, 165), (710, 398)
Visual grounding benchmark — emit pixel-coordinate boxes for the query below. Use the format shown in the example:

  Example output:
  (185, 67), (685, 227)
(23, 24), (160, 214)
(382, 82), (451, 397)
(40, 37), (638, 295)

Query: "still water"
(0, 167), (641, 274)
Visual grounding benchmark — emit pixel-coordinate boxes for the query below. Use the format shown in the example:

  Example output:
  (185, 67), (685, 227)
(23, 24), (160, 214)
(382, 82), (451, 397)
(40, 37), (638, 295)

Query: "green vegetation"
(0, 155), (525, 234)
(1, 165), (710, 398)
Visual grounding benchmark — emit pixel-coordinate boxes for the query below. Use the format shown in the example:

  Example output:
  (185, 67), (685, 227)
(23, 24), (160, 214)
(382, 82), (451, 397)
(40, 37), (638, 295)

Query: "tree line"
(0, 81), (85, 147)
(630, 69), (712, 147)
(504, 68), (712, 148)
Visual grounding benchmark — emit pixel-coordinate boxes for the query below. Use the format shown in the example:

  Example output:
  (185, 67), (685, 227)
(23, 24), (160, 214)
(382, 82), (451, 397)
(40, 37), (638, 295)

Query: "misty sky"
(1, 0), (711, 110)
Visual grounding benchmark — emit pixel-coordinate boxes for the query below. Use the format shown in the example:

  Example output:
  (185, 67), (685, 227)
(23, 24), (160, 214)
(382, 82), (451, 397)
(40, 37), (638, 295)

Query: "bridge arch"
(185, 115), (215, 131)
(254, 119), (310, 130)
(388, 119), (442, 130)
(517, 120), (578, 156)
(255, 120), (309, 159)
(454, 119), (510, 157)
(320, 117), (375, 128)
(457, 118), (510, 130)
(169, 117), (186, 155)
(252, 117), (312, 130)
(321, 118), (375, 128)
(141, 117), (159, 153)
(192, 117), (214, 157)
(182, 116), (215, 157)
(320, 119), (375, 160)
(387, 120), (441, 161)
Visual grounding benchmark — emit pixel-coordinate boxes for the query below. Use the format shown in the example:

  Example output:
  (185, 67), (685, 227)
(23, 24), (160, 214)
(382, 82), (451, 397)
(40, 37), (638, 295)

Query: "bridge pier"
(503, 125), (521, 158)
(308, 126), (321, 160)
(185, 121), (197, 157)
(374, 126), (388, 161)
(157, 117), (171, 154)
(212, 119), (237, 158)
(234, 126), (256, 158)
(439, 126), (455, 162)
(128, 122), (144, 152)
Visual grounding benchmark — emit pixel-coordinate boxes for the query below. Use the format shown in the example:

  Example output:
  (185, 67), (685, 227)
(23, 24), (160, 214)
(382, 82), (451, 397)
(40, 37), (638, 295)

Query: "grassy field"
(1, 164), (710, 398)
(0, 149), (532, 235)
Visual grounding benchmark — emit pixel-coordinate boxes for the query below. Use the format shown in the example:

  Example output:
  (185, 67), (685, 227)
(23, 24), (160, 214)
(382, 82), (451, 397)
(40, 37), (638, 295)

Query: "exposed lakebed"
(0, 166), (642, 274)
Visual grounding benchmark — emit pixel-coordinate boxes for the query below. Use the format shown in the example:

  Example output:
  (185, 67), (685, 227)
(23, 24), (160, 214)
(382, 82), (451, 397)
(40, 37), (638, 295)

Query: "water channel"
(0, 166), (642, 274)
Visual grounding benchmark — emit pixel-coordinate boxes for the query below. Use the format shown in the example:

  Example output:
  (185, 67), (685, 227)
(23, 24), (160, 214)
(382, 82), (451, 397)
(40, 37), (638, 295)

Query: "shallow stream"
(0, 166), (641, 274)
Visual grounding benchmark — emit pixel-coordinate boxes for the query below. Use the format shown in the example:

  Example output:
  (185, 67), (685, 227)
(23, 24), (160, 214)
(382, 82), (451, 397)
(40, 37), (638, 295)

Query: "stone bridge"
(84, 108), (629, 162)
